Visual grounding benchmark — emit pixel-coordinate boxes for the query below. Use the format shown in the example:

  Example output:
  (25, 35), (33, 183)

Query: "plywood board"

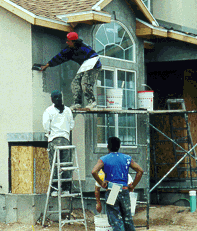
(12, 170), (33, 194)
(34, 147), (50, 194)
(11, 146), (34, 171)
(11, 145), (50, 194)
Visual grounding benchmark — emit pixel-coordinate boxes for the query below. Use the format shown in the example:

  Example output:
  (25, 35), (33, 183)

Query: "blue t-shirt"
(100, 152), (132, 187)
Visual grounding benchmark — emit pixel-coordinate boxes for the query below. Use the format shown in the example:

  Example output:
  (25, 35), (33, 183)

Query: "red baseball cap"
(67, 32), (78, 41)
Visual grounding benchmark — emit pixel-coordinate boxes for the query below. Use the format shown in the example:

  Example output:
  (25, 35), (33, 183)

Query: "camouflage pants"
(48, 137), (71, 191)
(71, 68), (101, 104)
(105, 190), (136, 231)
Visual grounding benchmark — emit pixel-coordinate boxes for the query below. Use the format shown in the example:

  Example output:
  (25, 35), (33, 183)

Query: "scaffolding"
(73, 107), (197, 229)
(73, 108), (150, 229)
(149, 108), (197, 204)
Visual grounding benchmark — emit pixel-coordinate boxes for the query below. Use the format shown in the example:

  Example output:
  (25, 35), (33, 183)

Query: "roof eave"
(0, 0), (72, 32)
(132, 0), (159, 26)
(136, 19), (197, 46)
(57, 11), (111, 24)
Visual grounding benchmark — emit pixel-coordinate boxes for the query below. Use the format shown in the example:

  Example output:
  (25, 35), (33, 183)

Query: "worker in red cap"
(41, 32), (102, 110)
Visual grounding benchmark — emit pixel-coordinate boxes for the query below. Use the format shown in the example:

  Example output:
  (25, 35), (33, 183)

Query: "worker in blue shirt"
(92, 137), (144, 231)
(41, 32), (102, 110)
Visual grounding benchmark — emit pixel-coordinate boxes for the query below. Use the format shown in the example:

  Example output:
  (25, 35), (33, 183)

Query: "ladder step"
(55, 162), (74, 166)
(55, 145), (76, 150)
(167, 99), (185, 104)
(52, 178), (73, 183)
(61, 219), (85, 225)
(61, 167), (79, 171)
(61, 193), (81, 198)
(47, 210), (70, 214)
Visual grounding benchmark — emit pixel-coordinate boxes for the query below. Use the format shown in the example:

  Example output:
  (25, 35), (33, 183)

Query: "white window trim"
(96, 66), (138, 148)
(142, 0), (151, 11)
(95, 20), (136, 63)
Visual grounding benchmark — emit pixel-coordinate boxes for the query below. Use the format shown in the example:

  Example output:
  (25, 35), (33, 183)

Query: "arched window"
(95, 21), (135, 62)
(94, 21), (137, 147)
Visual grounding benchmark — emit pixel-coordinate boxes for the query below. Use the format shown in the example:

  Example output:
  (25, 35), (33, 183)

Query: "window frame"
(95, 66), (138, 149)
(95, 20), (136, 63)
(93, 20), (138, 154)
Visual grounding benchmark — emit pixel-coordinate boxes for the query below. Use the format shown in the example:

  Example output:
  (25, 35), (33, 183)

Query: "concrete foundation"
(0, 193), (105, 224)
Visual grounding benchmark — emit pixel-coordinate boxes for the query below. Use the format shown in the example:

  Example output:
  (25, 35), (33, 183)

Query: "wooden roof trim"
(133, 0), (159, 26)
(136, 19), (167, 38)
(137, 19), (197, 46)
(0, 0), (72, 32)
(168, 30), (197, 46)
(57, 11), (111, 24)
(92, 0), (113, 11)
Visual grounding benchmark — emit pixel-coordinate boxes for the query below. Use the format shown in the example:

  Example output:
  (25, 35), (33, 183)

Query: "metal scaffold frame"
(73, 108), (150, 229)
(72, 107), (197, 229)
(149, 109), (197, 197)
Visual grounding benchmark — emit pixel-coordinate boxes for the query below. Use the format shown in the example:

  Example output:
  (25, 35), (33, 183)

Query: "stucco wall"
(69, 0), (148, 192)
(32, 26), (69, 132)
(0, 7), (32, 193)
(153, 0), (197, 31)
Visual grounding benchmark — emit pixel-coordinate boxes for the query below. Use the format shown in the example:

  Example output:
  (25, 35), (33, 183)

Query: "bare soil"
(0, 205), (197, 230)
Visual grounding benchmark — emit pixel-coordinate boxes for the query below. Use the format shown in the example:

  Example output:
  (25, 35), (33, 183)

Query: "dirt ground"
(0, 205), (197, 230)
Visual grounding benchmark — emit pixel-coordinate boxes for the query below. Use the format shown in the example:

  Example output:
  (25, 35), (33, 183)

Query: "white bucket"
(130, 192), (138, 216)
(138, 91), (154, 111)
(94, 214), (113, 231)
(106, 88), (123, 109)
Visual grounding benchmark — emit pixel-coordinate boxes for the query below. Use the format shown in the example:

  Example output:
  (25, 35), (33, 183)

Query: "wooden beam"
(152, 28), (167, 38)
(136, 20), (167, 38)
(132, 0), (156, 25)
(35, 18), (72, 32)
(168, 31), (197, 46)
(93, 13), (111, 23)
(67, 12), (111, 24)
(99, 0), (113, 9)
(136, 20), (152, 37)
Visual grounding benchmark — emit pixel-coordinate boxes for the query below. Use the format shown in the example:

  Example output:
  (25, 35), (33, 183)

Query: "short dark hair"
(108, 137), (121, 152)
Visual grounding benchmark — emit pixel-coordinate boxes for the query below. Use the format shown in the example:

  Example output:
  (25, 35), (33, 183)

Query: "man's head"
(107, 137), (121, 152)
(51, 90), (62, 106)
(66, 32), (78, 48)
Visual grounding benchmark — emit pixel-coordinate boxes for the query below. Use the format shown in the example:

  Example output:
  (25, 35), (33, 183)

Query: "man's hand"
(101, 180), (108, 189)
(96, 202), (102, 213)
(128, 183), (134, 192)
(40, 64), (49, 71)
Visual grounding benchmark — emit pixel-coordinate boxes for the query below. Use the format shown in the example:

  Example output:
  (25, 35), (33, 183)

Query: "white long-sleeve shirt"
(43, 104), (75, 142)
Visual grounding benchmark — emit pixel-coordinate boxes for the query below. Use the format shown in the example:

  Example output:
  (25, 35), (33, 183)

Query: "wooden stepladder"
(42, 145), (87, 231)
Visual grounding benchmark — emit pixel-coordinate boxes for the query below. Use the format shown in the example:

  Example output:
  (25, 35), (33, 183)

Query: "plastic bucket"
(94, 214), (113, 231)
(129, 192), (138, 216)
(138, 91), (154, 111)
(189, 190), (196, 212)
(106, 88), (123, 109)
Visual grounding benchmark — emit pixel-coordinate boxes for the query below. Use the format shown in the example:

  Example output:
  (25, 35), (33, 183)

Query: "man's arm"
(128, 159), (144, 192)
(95, 186), (102, 213)
(40, 47), (70, 71)
(92, 159), (107, 188)
(43, 110), (51, 136)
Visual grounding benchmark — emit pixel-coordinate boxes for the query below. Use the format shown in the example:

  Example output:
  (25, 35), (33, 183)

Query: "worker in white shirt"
(95, 169), (133, 213)
(43, 90), (75, 196)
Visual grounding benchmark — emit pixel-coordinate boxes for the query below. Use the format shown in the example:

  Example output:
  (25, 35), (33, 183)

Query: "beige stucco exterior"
(153, 0), (197, 30)
(0, 7), (33, 193)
